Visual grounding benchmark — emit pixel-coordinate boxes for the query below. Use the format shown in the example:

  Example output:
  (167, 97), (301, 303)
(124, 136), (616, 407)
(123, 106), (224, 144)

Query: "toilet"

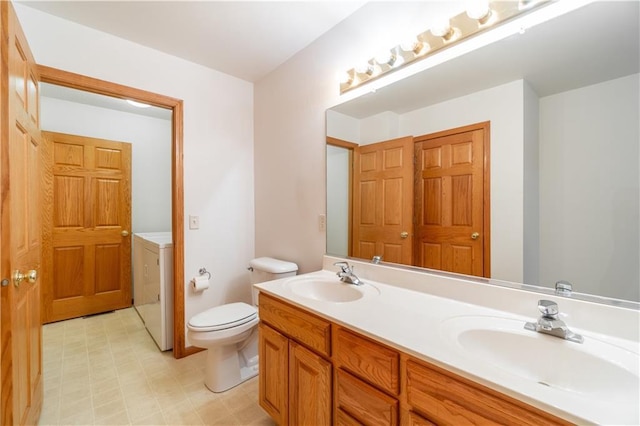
(187, 257), (298, 392)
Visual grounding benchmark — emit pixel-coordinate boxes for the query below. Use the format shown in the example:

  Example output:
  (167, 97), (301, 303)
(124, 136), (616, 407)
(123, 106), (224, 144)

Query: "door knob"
(400, 231), (409, 239)
(26, 269), (38, 284)
(121, 230), (129, 237)
(471, 232), (480, 240)
(13, 270), (25, 287)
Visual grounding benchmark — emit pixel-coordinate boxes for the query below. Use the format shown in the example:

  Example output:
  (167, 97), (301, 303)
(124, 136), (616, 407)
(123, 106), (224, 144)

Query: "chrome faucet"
(333, 261), (363, 286)
(524, 300), (583, 343)
(555, 280), (573, 296)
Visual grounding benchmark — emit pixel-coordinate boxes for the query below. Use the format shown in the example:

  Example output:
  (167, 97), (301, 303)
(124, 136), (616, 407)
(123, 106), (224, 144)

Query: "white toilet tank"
(249, 257), (298, 305)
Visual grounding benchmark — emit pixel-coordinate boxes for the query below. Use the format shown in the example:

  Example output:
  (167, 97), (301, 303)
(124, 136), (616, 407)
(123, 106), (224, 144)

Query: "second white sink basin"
(440, 315), (639, 404)
(284, 275), (379, 303)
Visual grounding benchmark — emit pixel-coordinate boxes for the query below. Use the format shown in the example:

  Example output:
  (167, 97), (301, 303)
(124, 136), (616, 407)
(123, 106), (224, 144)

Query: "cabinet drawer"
(336, 369), (398, 426)
(405, 358), (570, 426)
(405, 410), (436, 426)
(334, 327), (399, 395)
(259, 293), (331, 357)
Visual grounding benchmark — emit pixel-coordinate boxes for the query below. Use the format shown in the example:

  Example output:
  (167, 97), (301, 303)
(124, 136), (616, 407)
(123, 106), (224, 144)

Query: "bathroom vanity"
(256, 256), (640, 425)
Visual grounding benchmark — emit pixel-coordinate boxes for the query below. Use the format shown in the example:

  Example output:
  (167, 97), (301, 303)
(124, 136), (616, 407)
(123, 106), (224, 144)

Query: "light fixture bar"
(339, 0), (550, 94)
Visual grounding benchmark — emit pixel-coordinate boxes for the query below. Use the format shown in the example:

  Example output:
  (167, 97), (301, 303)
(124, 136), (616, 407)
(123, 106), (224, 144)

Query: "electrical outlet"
(189, 215), (199, 230)
(319, 214), (326, 231)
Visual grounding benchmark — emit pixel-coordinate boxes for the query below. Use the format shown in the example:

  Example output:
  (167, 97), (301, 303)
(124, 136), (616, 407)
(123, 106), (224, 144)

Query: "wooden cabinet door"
(259, 323), (289, 425)
(1, 3), (43, 425)
(352, 136), (414, 265)
(289, 341), (332, 426)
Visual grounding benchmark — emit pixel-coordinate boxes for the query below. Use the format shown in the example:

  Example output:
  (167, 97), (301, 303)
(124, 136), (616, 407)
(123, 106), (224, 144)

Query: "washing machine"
(133, 232), (173, 351)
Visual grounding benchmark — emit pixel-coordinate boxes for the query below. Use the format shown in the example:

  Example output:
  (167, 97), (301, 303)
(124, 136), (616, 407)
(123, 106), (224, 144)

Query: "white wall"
(15, 4), (255, 346)
(539, 74), (639, 301)
(40, 96), (172, 234)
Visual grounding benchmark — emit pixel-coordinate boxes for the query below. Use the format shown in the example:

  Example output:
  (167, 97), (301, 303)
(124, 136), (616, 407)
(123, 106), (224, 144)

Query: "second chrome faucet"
(524, 300), (583, 343)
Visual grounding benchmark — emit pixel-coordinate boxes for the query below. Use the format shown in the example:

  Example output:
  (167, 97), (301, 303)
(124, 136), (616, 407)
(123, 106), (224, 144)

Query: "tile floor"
(39, 307), (275, 426)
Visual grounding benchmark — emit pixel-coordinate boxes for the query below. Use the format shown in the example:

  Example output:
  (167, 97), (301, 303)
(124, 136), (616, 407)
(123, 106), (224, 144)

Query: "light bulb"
(430, 17), (452, 38)
(336, 71), (351, 85)
(466, 0), (491, 21)
(374, 49), (393, 66)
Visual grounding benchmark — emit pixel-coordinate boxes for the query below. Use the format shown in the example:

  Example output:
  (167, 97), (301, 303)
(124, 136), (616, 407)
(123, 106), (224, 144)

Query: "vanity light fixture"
(339, 0), (549, 94)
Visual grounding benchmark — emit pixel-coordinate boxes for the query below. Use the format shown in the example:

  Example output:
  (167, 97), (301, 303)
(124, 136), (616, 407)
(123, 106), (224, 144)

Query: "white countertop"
(255, 263), (640, 425)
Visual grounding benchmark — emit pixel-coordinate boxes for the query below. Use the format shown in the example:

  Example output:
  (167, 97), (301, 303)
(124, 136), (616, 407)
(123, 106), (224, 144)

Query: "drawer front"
(336, 369), (398, 426)
(259, 293), (331, 357)
(335, 327), (399, 395)
(405, 359), (570, 426)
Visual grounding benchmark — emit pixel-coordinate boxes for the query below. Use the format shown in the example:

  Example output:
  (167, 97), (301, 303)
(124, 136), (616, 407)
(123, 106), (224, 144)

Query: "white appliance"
(133, 232), (173, 351)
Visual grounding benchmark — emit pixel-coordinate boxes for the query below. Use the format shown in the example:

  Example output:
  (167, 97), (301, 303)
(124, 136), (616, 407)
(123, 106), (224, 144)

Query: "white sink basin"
(284, 276), (379, 303)
(440, 315), (639, 403)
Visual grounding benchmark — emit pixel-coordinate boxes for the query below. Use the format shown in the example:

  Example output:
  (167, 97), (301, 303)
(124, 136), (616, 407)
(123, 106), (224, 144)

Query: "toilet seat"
(188, 302), (257, 332)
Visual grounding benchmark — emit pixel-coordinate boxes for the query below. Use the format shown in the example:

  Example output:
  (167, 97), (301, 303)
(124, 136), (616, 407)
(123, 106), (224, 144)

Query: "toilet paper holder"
(198, 268), (212, 280)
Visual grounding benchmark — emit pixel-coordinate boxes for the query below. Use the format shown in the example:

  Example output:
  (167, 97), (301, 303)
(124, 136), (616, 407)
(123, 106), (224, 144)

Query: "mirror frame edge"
(36, 65), (194, 358)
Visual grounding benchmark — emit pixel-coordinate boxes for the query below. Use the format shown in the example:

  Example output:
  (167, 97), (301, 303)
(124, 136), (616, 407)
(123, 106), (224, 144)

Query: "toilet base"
(203, 334), (259, 393)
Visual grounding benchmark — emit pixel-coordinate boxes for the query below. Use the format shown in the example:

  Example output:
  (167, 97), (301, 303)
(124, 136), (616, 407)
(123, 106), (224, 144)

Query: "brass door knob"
(471, 232), (480, 240)
(26, 269), (38, 284)
(121, 230), (129, 237)
(400, 231), (409, 239)
(13, 270), (25, 287)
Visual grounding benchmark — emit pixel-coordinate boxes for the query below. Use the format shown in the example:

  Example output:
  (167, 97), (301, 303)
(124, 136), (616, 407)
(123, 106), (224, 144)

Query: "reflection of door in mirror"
(327, 123), (490, 277)
(353, 136), (414, 265)
(414, 122), (490, 277)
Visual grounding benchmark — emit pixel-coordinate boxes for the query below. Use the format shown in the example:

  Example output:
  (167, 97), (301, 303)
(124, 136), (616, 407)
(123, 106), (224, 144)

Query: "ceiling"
(16, 0), (366, 83)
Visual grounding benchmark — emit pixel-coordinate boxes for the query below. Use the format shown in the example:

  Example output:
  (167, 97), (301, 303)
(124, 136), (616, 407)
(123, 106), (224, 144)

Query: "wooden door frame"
(37, 66), (193, 358)
(413, 121), (491, 278)
(326, 136), (358, 257)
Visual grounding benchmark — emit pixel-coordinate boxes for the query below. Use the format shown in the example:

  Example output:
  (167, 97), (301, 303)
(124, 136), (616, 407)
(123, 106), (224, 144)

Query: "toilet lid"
(188, 302), (257, 332)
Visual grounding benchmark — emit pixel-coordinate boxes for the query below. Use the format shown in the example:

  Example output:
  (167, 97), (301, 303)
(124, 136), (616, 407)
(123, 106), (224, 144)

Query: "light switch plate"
(189, 215), (199, 230)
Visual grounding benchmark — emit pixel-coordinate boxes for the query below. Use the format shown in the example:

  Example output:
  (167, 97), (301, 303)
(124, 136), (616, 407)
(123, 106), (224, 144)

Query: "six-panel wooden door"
(352, 136), (414, 265)
(1, 2), (43, 424)
(413, 123), (489, 277)
(42, 131), (132, 323)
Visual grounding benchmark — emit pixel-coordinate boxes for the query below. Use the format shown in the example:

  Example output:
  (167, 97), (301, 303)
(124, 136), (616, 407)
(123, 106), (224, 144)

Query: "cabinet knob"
(13, 270), (25, 287)
(471, 232), (480, 240)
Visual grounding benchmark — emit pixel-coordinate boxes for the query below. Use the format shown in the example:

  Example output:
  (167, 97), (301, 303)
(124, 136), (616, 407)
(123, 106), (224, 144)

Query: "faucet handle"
(538, 300), (559, 319)
(333, 261), (351, 273)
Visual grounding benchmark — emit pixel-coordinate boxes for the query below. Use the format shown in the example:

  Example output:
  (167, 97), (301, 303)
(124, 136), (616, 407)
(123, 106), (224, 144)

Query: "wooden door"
(0, 2), (43, 424)
(259, 322), (289, 425)
(289, 341), (332, 425)
(42, 131), (132, 323)
(413, 122), (490, 277)
(352, 136), (414, 265)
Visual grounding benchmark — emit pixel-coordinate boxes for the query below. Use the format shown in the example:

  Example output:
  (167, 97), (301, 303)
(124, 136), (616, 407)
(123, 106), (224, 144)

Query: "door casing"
(36, 66), (193, 358)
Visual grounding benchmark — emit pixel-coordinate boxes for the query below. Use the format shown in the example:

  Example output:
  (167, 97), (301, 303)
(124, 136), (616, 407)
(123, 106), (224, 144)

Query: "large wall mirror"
(326, 1), (639, 303)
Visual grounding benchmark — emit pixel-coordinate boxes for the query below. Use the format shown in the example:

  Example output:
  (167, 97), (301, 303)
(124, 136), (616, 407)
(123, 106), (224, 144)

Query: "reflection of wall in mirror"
(326, 145), (350, 256)
(539, 74), (639, 302)
(327, 74), (639, 301)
